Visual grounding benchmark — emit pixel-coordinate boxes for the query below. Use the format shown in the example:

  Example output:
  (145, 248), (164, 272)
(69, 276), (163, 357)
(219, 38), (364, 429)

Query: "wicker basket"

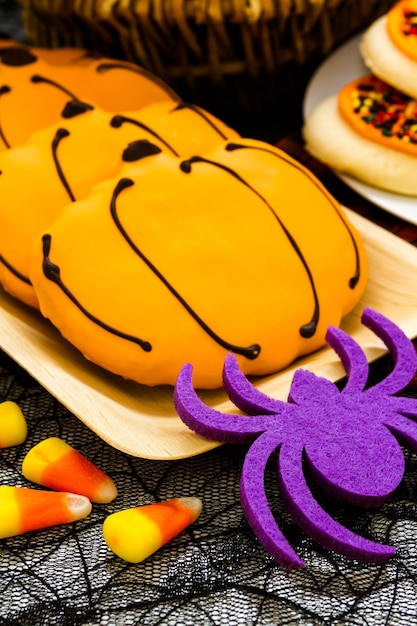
(18, 0), (397, 137)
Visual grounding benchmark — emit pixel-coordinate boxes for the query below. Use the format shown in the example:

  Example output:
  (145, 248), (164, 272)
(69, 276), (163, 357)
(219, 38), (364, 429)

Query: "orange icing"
(0, 100), (238, 308)
(338, 74), (417, 156)
(387, 0), (417, 61)
(0, 42), (180, 150)
(29, 138), (367, 389)
(0, 42), (368, 390)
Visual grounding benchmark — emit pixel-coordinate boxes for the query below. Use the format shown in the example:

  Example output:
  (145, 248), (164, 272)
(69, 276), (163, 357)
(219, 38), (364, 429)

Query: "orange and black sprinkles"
(338, 75), (417, 155)
(387, 0), (417, 61)
(399, 3), (417, 37)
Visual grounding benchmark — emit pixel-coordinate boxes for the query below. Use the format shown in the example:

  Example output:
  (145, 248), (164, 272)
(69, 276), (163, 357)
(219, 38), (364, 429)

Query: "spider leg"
(223, 354), (291, 415)
(174, 363), (278, 443)
(325, 326), (369, 394)
(361, 308), (417, 396)
(384, 403), (417, 454)
(278, 442), (396, 564)
(240, 431), (305, 571)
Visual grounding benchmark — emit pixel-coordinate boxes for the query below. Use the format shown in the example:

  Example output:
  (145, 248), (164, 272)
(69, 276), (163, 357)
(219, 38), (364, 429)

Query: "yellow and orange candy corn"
(22, 437), (117, 503)
(103, 497), (202, 562)
(0, 401), (27, 448)
(0, 485), (92, 539)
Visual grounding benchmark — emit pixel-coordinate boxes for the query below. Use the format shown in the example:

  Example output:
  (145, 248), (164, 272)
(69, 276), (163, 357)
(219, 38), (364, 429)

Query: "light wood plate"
(1, 209), (417, 459)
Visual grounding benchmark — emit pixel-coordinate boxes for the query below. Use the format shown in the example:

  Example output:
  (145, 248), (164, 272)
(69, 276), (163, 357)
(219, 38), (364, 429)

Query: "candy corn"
(22, 437), (117, 503)
(0, 401), (27, 448)
(0, 485), (92, 538)
(103, 497), (202, 562)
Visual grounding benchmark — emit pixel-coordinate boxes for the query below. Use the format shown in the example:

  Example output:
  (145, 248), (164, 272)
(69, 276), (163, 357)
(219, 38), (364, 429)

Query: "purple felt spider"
(174, 308), (417, 571)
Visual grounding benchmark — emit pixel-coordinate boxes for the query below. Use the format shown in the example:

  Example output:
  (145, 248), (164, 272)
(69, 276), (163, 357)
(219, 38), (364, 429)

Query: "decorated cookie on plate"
(0, 98), (238, 308)
(361, 0), (417, 99)
(303, 73), (417, 195)
(29, 138), (367, 388)
(0, 41), (180, 150)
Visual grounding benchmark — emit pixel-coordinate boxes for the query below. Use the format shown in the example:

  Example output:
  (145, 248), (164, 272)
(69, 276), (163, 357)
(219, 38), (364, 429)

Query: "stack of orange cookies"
(0, 41), (368, 389)
(303, 0), (417, 196)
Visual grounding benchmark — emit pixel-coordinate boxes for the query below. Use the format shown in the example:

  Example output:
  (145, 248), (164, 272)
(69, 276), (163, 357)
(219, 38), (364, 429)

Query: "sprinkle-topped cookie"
(360, 0), (417, 100)
(387, 0), (417, 62)
(338, 75), (417, 156)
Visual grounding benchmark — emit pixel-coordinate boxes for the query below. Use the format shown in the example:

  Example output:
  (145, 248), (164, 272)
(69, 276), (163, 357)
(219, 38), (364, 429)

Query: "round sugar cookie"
(29, 139), (368, 389)
(303, 75), (417, 196)
(0, 100), (238, 308)
(360, 1), (417, 99)
(0, 42), (180, 150)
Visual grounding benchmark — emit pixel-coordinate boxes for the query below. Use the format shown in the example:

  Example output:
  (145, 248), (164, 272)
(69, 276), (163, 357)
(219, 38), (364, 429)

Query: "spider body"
(174, 308), (417, 570)
(270, 370), (406, 506)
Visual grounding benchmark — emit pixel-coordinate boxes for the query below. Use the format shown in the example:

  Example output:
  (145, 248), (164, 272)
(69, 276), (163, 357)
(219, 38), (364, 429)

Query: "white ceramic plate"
(303, 34), (417, 226)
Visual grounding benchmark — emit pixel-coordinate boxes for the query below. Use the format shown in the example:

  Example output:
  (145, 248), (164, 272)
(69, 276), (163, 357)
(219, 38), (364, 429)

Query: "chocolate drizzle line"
(172, 102), (228, 139)
(225, 142), (361, 289)
(122, 140), (162, 162)
(110, 178), (260, 359)
(61, 100), (94, 119)
(110, 115), (179, 156)
(41, 234), (152, 352)
(52, 129), (75, 202)
(0, 85), (11, 148)
(41, 177), (260, 359)
(30, 74), (77, 100)
(180, 155), (319, 339)
(0, 254), (31, 285)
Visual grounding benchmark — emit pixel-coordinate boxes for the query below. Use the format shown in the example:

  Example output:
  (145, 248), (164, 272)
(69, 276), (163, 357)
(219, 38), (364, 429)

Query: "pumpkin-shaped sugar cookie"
(29, 139), (367, 389)
(110, 100), (238, 157)
(361, 0), (417, 99)
(0, 100), (238, 308)
(303, 74), (417, 195)
(0, 42), (179, 150)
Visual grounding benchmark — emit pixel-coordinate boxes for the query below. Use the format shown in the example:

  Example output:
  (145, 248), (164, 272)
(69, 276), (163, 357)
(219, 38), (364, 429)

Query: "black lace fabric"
(2, 346), (417, 626)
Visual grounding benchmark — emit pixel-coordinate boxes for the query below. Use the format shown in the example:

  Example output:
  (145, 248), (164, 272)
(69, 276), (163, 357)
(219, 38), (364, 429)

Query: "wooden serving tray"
(1, 209), (417, 460)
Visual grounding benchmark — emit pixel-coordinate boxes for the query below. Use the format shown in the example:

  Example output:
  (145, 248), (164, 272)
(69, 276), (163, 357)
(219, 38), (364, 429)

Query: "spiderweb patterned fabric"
(2, 347), (417, 626)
